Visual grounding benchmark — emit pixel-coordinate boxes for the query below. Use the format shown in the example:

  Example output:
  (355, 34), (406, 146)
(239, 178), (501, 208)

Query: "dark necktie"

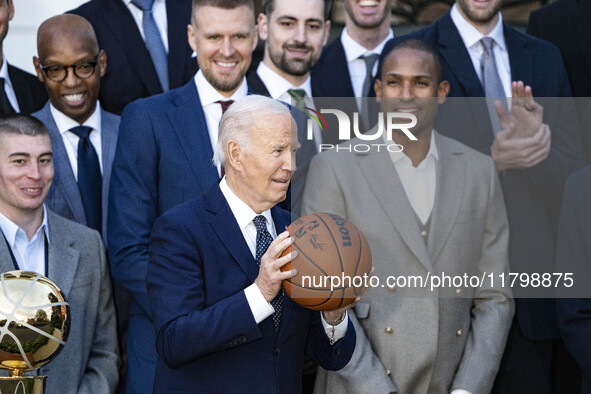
(288, 89), (307, 110)
(216, 100), (234, 115)
(480, 37), (507, 135)
(253, 215), (283, 331)
(0, 78), (15, 115)
(70, 126), (102, 233)
(131, 0), (169, 91)
(361, 53), (379, 129)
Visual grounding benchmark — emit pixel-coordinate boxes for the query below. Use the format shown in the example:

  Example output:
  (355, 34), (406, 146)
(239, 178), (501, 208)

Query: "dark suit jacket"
(311, 37), (377, 137)
(555, 166), (591, 393)
(68, 0), (197, 115)
(146, 184), (355, 393)
(387, 11), (585, 339)
(246, 71), (318, 216)
(528, 0), (591, 163)
(7, 64), (47, 115)
(108, 80), (254, 392)
(33, 103), (120, 243)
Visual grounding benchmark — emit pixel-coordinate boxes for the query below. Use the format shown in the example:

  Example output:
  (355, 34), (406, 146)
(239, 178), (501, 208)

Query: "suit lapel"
(46, 211), (80, 297)
(246, 72), (271, 96)
(270, 207), (293, 337)
(103, 0), (162, 95)
(357, 148), (434, 273)
(166, 83), (219, 189)
(38, 104), (87, 225)
(207, 186), (259, 283)
(311, 39), (354, 98)
(428, 134), (465, 264)
(437, 13), (485, 97)
(8, 65), (33, 112)
(0, 232), (16, 273)
(505, 25), (533, 86)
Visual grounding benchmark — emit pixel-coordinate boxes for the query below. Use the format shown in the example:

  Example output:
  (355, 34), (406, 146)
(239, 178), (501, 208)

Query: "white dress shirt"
(123, 0), (169, 52)
(219, 178), (348, 339)
(0, 206), (50, 275)
(450, 4), (512, 98)
(387, 131), (438, 224)
(194, 71), (248, 176)
(256, 62), (323, 150)
(50, 103), (103, 179)
(341, 27), (394, 110)
(0, 56), (20, 112)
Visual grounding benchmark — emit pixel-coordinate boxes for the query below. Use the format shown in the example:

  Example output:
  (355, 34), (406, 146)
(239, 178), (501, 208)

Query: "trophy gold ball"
(0, 270), (70, 393)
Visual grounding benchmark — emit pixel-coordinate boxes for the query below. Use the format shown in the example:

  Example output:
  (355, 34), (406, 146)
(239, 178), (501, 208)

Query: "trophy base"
(0, 376), (45, 394)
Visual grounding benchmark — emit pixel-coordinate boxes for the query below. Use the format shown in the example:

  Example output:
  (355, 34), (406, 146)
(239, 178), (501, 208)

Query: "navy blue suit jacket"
(146, 184), (355, 393)
(69, 0), (197, 115)
(386, 12), (585, 339)
(556, 166), (591, 393)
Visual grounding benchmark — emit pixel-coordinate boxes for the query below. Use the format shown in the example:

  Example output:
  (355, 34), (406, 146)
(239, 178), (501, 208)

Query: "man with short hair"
(0, 114), (119, 393)
(146, 95), (356, 393)
(32, 14), (119, 240)
(0, 0), (46, 115)
(385, 0), (586, 391)
(108, 0), (258, 391)
(312, 0), (393, 132)
(304, 39), (513, 394)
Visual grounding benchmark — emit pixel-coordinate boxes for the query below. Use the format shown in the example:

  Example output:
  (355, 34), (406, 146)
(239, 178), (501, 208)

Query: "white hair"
(213, 95), (291, 167)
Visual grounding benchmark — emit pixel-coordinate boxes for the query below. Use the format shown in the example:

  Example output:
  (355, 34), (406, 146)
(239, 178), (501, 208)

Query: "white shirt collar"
(194, 70), (248, 107)
(450, 4), (506, 51)
(50, 102), (102, 136)
(387, 130), (439, 165)
(123, 0), (164, 7)
(0, 56), (11, 86)
(219, 177), (274, 232)
(0, 205), (50, 246)
(341, 27), (394, 63)
(256, 62), (312, 99)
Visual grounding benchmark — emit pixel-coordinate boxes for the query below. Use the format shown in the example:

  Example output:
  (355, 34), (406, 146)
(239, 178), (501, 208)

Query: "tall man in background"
(108, 0), (258, 392)
(68, 0), (197, 114)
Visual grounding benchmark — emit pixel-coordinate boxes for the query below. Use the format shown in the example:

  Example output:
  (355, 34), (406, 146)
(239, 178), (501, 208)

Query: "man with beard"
(311, 0), (393, 132)
(107, 0), (258, 392)
(248, 0), (330, 150)
(385, 0), (586, 392)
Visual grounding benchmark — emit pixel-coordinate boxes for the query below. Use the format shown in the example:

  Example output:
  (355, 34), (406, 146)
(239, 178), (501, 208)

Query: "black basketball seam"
(352, 229), (364, 297)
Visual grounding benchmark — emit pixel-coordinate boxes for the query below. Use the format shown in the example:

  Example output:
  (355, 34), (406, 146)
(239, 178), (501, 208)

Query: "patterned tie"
(288, 88), (307, 110)
(131, 0), (169, 91)
(253, 215), (283, 331)
(480, 37), (507, 134)
(361, 53), (379, 129)
(0, 78), (15, 115)
(69, 126), (102, 233)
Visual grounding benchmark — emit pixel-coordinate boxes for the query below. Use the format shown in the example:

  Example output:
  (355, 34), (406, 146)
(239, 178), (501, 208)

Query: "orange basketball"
(280, 212), (372, 311)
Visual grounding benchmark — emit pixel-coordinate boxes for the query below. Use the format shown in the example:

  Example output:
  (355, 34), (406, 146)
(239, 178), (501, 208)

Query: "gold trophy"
(0, 271), (70, 393)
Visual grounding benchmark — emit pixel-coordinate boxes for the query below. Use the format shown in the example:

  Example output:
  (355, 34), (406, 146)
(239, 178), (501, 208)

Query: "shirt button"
(421, 230), (428, 238)
(456, 329), (463, 337)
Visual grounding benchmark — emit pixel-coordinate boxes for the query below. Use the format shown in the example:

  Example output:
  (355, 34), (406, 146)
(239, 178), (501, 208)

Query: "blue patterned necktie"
(480, 37), (507, 134)
(131, 0), (169, 91)
(69, 126), (102, 233)
(253, 215), (283, 331)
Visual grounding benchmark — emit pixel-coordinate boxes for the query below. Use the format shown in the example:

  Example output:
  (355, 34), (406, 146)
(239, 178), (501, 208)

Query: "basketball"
(280, 213), (372, 311)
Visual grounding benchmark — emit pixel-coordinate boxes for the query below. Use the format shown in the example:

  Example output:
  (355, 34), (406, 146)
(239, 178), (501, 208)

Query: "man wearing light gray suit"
(0, 114), (119, 393)
(303, 40), (514, 393)
(32, 15), (118, 240)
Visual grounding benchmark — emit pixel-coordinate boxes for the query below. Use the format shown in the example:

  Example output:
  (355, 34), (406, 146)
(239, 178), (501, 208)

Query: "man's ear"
(226, 141), (243, 171)
(33, 56), (45, 83)
(437, 80), (450, 104)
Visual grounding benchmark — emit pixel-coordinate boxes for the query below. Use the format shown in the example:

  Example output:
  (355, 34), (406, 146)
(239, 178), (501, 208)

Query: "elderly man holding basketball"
(146, 95), (357, 393)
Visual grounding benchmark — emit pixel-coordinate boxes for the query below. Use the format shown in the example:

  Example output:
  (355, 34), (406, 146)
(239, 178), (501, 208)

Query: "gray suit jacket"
(0, 210), (119, 393)
(33, 103), (120, 243)
(302, 132), (514, 394)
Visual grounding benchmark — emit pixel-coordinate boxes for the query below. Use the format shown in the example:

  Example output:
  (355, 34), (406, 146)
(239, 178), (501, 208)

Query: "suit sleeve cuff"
(244, 283), (274, 324)
(451, 389), (472, 394)
(321, 311), (349, 341)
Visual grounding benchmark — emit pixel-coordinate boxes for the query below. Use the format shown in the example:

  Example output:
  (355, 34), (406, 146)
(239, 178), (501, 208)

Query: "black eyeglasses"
(40, 53), (100, 82)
